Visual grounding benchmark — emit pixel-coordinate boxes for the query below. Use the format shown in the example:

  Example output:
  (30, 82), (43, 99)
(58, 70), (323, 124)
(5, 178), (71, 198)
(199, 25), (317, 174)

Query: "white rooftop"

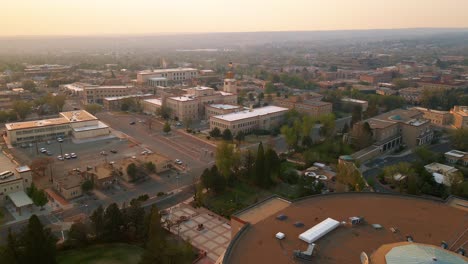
(299, 217), (340, 244)
(424, 162), (458, 174)
(211, 106), (288, 122)
(148, 77), (168, 81)
(7, 191), (33, 208)
(104, 93), (153, 101)
(15, 165), (31, 173)
(341, 98), (368, 104)
(208, 104), (240, 110)
(445, 150), (467, 158)
(72, 121), (109, 132)
(138, 68), (197, 74)
(144, 98), (162, 106)
(169, 96), (195, 102)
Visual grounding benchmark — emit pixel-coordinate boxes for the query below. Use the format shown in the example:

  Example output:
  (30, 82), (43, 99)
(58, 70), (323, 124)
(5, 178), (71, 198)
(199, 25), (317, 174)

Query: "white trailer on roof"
(299, 217), (340, 243)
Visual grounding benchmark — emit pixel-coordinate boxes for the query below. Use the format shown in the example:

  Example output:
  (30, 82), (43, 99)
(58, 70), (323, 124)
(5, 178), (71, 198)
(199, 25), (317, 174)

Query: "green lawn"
(57, 243), (144, 264)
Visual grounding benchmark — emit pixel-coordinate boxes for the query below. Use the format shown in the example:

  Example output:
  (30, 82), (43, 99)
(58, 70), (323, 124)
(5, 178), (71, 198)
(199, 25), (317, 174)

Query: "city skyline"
(2, 0), (468, 36)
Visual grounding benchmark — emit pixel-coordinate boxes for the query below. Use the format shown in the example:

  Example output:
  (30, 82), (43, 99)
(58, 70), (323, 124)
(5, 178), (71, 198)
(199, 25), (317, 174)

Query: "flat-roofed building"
(53, 171), (85, 200)
(205, 104), (242, 118)
(352, 109), (433, 155)
(165, 86), (237, 121)
(103, 93), (154, 111)
(0, 163), (32, 215)
(424, 162), (460, 186)
(410, 107), (452, 126)
(142, 98), (163, 115)
(210, 106), (288, 134)
(5, 110), (110, 145)
(341, 98), (368, 112)
(137, 68), (198, 84)
(376, 87), (397, 96)
(60, 82), (96, 96)
(445, 150), (468, 166)
(147, 77), (168, 87)
(451, 105), (468, 129)
(273, 95), (332, 118)
(398, 87), (424, 103)
(82, 85), (135, 105)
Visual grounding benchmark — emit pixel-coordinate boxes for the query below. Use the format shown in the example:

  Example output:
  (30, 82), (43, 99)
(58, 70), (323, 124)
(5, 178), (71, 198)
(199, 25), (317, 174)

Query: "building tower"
(223, 62), (238, 93)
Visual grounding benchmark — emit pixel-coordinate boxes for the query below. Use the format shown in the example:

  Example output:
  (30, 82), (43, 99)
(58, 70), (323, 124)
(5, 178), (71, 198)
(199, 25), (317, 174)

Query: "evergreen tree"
(222, 128), (233, 141)
(21, 215), (57, 264)
(90, 205), (105, 238)
(139, 206), (167, 264)
(255, 142), (265, 187)
(103, 203), (125, 242)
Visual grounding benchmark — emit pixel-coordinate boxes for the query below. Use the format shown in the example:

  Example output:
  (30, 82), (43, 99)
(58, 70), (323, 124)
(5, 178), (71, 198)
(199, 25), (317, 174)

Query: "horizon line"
(1, 27), (468, 39)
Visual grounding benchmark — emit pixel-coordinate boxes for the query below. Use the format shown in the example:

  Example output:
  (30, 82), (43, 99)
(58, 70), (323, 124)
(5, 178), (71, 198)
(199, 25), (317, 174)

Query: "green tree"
(450, 128), (468, 151)
(84, 104), (103, 115)
(255, 142), (266, 187)
(127, 163), (138, 180)
(12, 101), (31, 120)
(351, 121), (373, 149)
(90, 205), (105, 238)
(22, 80), (36, 91)
(32, 190), (48, 209)
(222, 128), (233, 141)
(156, 106), (172, 120)
(139, 206), (166, 264)
(145, 162), (156, 173)
(21, 215), (58, 264)
(163, 122), (171, 134)
(66, 222), (89, 248)
(103, 203), (125, 242)
(51, 95), (66, 112)
(281, 125), (298, 150)
(209, 127), (221, 138)
(81, 179), (94, 192)
(215, 142), (239, 178)
(351, 105), (362, 126)
(124, 199), (146, 241)
(234, 131), (245, 145)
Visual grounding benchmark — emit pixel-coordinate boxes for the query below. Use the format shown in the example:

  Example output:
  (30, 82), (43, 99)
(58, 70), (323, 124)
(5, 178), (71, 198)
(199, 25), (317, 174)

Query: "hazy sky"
(3, 0), (468, 36)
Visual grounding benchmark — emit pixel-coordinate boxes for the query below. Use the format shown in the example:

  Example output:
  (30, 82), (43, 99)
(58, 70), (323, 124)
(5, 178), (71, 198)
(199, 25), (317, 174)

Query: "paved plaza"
(164, 203), (231, 262)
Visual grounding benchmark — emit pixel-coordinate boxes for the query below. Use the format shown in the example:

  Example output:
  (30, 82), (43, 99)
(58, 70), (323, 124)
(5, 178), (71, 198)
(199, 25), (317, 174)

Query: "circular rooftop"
(385, 243), (467, 264)
(224, 193), (468, 264)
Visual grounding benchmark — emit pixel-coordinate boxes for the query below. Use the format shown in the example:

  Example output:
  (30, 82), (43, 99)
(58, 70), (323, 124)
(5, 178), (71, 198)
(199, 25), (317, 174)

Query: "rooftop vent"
(276, 214), (287, 221)
(294, 221), (304, 228)
(441, 241), (448, 249)
(275, 232), (285, 240)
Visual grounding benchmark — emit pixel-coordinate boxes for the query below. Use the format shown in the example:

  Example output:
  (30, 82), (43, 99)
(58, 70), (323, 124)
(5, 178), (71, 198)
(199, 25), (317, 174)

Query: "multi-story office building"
(165, 86), (237, 121)
(209, 106), (288, 135)
(451, 105), (468, 129)
(352, 108), (434, 152)
(137, 68), (198, 84)
(398, 87), (424, 104)
(81, 85), (135, 105)
(205, 104), (242, 119)
(273, 95), (332, 118)
(5, 110), (110, 145)
(410, 107), (452, 126)
(341, 98), (369, 112)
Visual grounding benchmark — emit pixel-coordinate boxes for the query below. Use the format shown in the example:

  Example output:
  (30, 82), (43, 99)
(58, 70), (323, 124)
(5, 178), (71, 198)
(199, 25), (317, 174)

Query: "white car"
(305, 171), (317, 177)
(57, 137), (64, 143)
(70, 153), (77, 158)
(175, 159), (183, 165)
(57, 155), (64, 161)
(39, 148), (47, 153)
(64, 153), (71, 159)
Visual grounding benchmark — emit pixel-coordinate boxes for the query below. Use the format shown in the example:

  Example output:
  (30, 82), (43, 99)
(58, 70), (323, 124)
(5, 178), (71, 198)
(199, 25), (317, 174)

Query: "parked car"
(175, 159), (183, 165)
(176, 122), (182, 126)
(57, 137), (64, 143)
(129, 121), (136, 125)
(110, 149), (117, 154)
(305, 171), (317, 177)
(57, 155), (64, 161)
(100, 151), (107, 156)
(46, 151), (53, 156)
(70, 153), (77, 158)
(141, 150), (149, 155)
(64, 153), (71, 159)
(46, 141), (51, 145)
(39, 148), (47, 153)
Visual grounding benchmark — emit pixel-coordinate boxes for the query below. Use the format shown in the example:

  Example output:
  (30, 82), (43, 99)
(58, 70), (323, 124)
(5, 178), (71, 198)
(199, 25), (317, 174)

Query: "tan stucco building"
(137, 68), (198, 84)
(82, 85), (135, 105)
(166, 86), (237, 121)
(273, 94), (332, 118)
(5, 110), (110, 145)
(410, 107), (452, 126)
(205, 104), (242, 119)
(53, 171), (85, 200)
(451, 105), (468, 129)
(210, 106), (288, 135)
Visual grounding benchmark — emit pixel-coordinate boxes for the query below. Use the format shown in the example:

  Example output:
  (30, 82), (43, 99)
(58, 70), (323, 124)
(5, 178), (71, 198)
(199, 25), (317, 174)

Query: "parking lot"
(10, 137), (148, 174)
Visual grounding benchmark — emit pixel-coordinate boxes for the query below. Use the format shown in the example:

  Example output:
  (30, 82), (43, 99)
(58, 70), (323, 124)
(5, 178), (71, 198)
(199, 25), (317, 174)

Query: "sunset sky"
(2, 0), (468, 36)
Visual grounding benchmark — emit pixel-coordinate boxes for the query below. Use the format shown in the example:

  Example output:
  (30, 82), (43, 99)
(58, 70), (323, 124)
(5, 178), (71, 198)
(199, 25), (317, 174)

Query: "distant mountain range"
(1, 28), (468, 53)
